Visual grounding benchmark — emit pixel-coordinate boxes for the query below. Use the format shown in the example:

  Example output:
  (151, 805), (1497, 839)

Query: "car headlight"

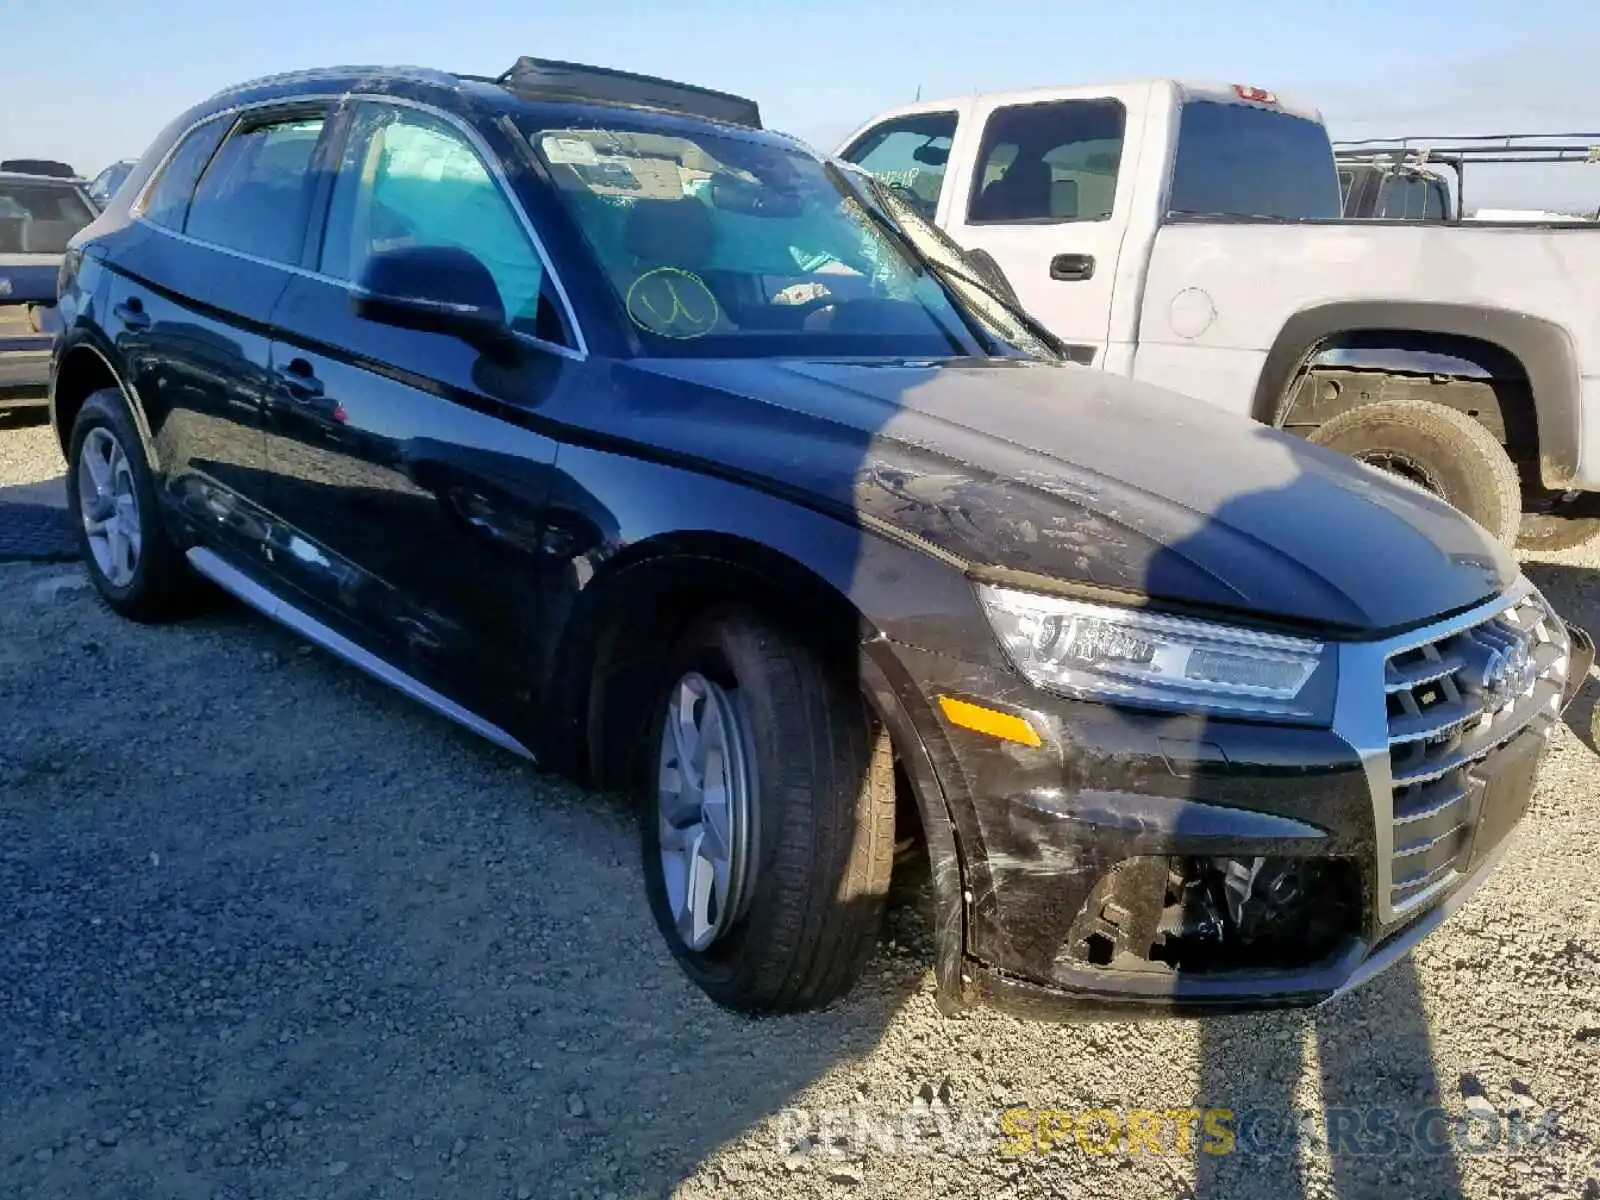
(977, 584), (1335, 722)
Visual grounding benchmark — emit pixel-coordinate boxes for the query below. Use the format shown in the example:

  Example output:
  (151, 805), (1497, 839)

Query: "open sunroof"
(498, 57), (762, 129)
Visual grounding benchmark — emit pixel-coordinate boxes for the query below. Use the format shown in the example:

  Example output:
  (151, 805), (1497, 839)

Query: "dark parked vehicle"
(2, 170), (96, 410)
(0, 158), (77, 179)
(52, 60), (1588, 1018)
(87, 159), (139, 209)
(1337, 159), (1453, 221)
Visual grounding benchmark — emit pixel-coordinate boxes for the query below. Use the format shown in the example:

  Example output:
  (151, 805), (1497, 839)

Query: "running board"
(186, 547), (536, 762)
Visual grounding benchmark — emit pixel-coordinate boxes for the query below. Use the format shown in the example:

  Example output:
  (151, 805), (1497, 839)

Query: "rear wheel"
(66, 387), (200, 621)
(637, 608), (895, 1014)
(1307, 397), (1522, 546)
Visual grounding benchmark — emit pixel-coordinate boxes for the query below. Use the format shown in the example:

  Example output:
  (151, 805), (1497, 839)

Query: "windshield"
(837, 165), (1063, 363)
(89, 161), (135, 206)
(1168, 101), (1342, 220)
(523, 120), (1028, 360)
(0, 179), (96, 254)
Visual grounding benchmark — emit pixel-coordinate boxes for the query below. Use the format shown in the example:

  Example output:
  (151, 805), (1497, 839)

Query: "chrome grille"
(1381, 588), (1569, 915)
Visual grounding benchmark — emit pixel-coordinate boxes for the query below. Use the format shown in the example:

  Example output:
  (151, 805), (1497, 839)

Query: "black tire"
(66, 387), (199, 621)
(1308, 397), (1522, 545)
(637, 608), (895, 1014)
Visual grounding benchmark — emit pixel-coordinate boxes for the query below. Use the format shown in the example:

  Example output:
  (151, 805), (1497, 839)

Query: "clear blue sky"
(10, 0), (1599, 208)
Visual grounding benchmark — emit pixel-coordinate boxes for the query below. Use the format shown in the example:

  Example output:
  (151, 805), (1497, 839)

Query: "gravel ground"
(2, 427), (1599, 1199)
(0, 414), (66, 508)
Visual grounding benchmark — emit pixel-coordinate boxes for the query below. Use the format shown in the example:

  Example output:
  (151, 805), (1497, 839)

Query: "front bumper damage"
(871, 583), (1592, 1020)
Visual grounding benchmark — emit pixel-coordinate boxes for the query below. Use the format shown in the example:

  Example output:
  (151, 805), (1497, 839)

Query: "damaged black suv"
(53, 58), (1588, 1018)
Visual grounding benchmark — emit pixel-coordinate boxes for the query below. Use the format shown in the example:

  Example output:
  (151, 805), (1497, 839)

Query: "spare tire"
(1308, 397), (1522, 546)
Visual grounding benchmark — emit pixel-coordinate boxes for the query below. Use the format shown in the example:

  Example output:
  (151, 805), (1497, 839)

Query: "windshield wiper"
(840, 167), (1068, 361)
(921, 256), (1066, 360)
(822, 161), (997, 358)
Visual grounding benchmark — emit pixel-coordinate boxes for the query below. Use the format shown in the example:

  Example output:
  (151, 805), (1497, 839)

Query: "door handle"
(274, 358), (325, 401)
(112, 297), (151, 330)
(1049, 253), (1096, 282)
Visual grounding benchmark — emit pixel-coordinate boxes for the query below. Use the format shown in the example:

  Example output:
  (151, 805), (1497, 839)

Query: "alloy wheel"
(655, 671), (757, 951)
(77, 426), (143, 589)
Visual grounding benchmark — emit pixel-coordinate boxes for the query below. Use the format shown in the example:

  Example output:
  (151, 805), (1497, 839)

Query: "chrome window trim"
(1330, 575), (1543, 927)
(128, 90), (588, 362)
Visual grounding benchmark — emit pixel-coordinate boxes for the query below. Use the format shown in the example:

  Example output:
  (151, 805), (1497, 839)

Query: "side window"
(839, 113), (958, 220)
(138, 117), (230, 231)
(184, 113), (328, 264)
(320, 104), (568, 345)
(967, 100), (1125, 224)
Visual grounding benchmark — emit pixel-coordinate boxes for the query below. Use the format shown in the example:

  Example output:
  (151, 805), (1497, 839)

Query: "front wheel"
(638, 609), (895, 1014)
(1308, 397), (1522, 546)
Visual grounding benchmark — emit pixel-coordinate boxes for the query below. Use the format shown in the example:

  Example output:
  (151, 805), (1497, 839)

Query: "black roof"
(0, 159), (78, 179)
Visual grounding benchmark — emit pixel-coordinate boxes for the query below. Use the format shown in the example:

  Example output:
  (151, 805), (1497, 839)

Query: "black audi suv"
(51, 59), (1586, 1017)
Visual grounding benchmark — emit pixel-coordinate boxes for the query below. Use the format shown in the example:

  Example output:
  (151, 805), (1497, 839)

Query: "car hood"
(622, 357), (1516, 634)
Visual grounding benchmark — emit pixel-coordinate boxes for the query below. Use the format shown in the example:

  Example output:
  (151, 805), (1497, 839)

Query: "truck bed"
(1129, 218), (1600, 488)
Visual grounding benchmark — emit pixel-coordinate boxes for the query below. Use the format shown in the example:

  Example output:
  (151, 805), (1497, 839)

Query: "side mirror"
(350, 244), (509, 348)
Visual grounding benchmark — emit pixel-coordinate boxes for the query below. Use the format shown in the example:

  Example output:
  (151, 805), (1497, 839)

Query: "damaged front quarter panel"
(882, 639), (1379, 1016)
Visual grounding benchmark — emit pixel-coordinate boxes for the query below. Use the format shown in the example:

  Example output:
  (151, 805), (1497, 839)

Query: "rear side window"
(139, 117), (230, 231)
(1168, 101), (1342, 220)
(967, 99), (1126, 224)
(839, 112), (958, 220)
(0, 180), (95, 254)
(184, 114), (327, 264)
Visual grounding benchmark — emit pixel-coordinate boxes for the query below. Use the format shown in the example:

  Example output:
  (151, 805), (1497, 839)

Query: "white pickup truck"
(836, 82), (1600, 549)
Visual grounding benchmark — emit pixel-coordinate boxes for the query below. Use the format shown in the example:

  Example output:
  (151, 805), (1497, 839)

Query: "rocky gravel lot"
(3, 423), (1600, 1199)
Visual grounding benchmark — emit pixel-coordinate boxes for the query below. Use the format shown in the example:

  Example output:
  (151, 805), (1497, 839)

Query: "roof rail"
(497, 57), (762, 129)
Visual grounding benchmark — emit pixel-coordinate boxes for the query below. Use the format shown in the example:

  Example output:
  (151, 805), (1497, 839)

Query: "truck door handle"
(1049, 253), (1096, 282)
(274, 358), (324, 400)
(112, 297), (150, 330)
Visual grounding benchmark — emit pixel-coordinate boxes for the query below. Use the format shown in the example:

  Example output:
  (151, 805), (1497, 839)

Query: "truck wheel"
(638, 607), (895, 1014)
(1308, 398), (1521, 545)
(66, 387), (200, 621)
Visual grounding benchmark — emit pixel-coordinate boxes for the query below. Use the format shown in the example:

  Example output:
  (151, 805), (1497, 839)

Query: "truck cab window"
(839, 113), (958, 221)
(967, 99), (1126, 223)
(1168, 100), (1342, 220)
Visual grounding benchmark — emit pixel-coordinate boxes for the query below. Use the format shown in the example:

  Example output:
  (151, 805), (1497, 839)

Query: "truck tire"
(1307, 397), (1522, 546)
(638, 607), (895, 1014)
